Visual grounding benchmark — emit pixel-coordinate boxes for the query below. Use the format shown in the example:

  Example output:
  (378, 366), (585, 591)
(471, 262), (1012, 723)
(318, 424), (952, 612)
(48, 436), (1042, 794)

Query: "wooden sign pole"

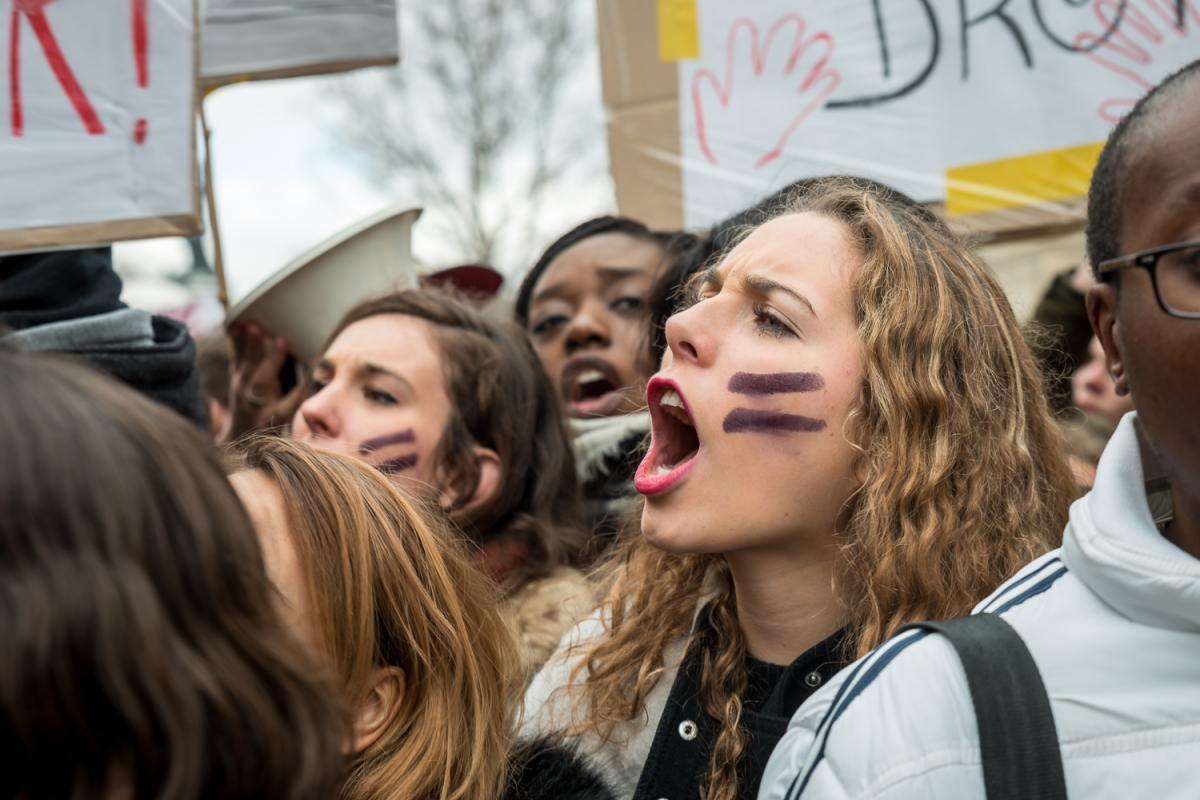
(199, 100), (229, 311)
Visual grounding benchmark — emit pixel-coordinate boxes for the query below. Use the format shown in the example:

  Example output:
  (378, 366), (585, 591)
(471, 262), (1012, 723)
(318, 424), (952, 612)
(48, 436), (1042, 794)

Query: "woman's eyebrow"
(597, 266), (652, 280)
(741, 273), (817, 318)
(530, 281), (571, 305)
(533, 266), (652, 304)
(700, 264), (723, 291)
(359, 362), (413, 391)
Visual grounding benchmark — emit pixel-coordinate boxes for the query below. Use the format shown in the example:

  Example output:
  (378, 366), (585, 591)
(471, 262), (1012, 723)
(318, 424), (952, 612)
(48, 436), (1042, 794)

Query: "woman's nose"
(564, 301), (612, 354)
(296, 387), (340, 440)
(664, 302), (712, 367)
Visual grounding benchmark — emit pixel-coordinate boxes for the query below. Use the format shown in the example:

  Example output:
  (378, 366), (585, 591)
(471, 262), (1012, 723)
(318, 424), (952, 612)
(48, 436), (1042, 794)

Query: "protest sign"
(0, 0), (199, 251)
(600, 0), (1200, 233)
(199, 0), (398, 86)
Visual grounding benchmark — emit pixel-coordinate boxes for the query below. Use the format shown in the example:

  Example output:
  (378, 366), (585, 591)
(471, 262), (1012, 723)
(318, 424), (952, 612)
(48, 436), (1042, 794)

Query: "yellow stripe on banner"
(945, 142), (1105, 218)
(657, 0), (699, 62)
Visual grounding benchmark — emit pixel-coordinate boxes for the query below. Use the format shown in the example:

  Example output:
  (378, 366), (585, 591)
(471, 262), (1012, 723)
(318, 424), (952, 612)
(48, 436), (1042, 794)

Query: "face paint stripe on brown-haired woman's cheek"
(358, 429), (416, 455)
(722, 408), (826, 434)
(727, 372), (825, 395)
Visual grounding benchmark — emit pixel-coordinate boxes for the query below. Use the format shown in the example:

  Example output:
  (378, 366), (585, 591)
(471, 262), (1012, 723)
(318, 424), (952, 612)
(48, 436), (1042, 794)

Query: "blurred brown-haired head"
(225, 435), (520, 800)
(0, 345), (346, 800)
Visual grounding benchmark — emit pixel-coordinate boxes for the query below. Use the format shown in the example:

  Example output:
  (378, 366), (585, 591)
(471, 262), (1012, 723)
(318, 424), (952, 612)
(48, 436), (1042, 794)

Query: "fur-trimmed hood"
(503, 566), (597, 679)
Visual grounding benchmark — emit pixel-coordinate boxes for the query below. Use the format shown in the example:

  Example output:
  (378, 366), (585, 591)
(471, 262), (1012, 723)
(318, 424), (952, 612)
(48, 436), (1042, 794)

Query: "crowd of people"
(0, 58), (1197, 800)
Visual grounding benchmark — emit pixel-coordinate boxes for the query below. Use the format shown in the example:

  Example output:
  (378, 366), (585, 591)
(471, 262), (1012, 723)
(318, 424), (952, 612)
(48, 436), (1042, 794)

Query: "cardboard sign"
(600, 0), (1200, 233)
(0, 0), (199, 251)
(199, 0), (398, 86)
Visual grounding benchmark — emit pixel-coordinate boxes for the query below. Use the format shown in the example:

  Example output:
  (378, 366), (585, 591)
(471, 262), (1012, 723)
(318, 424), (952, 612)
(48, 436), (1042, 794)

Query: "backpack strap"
(897, 614), (1067, 800)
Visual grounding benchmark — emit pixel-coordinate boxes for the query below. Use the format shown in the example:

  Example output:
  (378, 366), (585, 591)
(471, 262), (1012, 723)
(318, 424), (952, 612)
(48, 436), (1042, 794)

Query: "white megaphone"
(225, 205), (422, 363)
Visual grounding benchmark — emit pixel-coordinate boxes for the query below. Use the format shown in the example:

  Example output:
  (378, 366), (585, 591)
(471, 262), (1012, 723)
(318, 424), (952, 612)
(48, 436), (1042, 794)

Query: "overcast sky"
(114, 2), (615, 313)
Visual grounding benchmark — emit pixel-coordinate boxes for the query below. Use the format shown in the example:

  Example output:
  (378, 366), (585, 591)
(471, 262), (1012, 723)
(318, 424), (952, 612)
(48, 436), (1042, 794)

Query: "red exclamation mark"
(132, 0), (147, 144)
(10, 9), (22, 136)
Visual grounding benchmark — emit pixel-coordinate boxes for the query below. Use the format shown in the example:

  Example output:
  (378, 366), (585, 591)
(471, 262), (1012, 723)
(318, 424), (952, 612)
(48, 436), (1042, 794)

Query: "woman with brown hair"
(521, 177), (1078, 800)
(0, 346), (345, 800)
(226, 435), (614, 800)
(286, 289), (592, 673)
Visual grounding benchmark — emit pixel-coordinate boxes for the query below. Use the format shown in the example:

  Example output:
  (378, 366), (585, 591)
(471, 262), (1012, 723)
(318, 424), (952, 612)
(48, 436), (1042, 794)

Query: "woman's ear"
(349, 666), (405, 754)
(437, 446), (502, 512)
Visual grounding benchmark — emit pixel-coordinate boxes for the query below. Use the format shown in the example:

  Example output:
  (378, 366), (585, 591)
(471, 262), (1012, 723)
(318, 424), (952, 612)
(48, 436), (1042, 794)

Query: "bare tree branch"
(332, 0), (605, 269)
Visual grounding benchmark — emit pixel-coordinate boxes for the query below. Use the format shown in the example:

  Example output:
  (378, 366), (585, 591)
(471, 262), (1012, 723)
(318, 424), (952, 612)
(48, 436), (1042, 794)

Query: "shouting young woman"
(520, 177), (1078, 800)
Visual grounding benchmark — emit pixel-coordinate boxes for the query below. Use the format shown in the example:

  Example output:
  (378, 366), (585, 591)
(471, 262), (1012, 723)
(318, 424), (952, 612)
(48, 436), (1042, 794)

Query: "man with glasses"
(758, 59), (1200, 800)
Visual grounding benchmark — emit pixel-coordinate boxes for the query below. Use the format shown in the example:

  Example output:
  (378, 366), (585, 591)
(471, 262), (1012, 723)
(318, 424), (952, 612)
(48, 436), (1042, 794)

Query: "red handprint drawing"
(692, 13), (840, 168)
(1077, 0), (1199, 121)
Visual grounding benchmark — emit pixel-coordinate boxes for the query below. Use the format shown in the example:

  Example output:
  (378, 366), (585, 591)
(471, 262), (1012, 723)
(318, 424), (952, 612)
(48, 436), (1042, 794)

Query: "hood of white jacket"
(1063, 412), (1200, 633)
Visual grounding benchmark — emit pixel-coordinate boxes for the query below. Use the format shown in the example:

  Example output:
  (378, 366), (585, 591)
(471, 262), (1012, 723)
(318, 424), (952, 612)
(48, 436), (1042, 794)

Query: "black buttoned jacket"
(631, 608), (845, 800)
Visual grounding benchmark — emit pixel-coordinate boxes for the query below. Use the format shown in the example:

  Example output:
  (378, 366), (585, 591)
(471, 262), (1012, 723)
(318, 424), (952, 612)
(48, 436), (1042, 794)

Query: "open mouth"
(635, 378), (701, 495)
(571, 368), (619, 403)
(560, 356), (627, 417)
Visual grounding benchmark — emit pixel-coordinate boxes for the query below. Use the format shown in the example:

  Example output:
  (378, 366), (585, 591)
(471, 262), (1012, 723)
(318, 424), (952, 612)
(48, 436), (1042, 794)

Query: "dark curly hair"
(1087, 58), (1200, 274)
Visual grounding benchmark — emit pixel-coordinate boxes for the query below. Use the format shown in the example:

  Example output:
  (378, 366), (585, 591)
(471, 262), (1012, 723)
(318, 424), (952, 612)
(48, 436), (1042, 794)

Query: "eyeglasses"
(1097, 239), (1200, 319)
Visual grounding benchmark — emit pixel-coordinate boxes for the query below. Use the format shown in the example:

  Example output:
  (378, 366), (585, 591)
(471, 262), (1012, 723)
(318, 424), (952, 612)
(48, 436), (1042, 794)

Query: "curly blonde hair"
(226, 436), (522, 800)
(561, 177), (1078, 800)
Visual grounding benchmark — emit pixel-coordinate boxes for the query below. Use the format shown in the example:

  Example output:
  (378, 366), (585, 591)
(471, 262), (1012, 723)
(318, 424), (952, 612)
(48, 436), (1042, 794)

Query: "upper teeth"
(660, 389), (684, 409)
(577, 370), (605, 384)
(659, 389), (693, 426)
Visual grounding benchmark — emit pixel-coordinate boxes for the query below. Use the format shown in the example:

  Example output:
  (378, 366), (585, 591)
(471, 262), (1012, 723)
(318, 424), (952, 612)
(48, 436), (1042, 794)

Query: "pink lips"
(634, 456), (697, 495)
(634, 377), (700, 496)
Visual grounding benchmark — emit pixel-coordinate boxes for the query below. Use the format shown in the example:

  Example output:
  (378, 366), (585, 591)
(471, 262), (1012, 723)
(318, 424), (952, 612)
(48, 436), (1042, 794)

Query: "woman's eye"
(307, 378), (329, 394)
(611, 296), (644, 313)
(531, 315), (568, 337)
(751, 303), (796, 339)
(366, 388), (397, 406)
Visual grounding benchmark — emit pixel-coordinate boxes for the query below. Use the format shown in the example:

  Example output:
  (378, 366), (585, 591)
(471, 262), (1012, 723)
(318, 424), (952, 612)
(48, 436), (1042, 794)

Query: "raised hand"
(220, 323), (306, 444)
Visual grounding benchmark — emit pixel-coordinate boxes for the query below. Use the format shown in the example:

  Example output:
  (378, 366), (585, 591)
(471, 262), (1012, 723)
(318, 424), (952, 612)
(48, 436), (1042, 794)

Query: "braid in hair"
(695, 566), (750, 800)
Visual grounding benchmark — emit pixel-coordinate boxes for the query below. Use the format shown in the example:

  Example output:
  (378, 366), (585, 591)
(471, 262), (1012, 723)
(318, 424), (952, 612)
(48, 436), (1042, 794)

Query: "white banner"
(199, 0), (398, 86)
(680, 0), (1200, 227)
(0, 0), (197, 248)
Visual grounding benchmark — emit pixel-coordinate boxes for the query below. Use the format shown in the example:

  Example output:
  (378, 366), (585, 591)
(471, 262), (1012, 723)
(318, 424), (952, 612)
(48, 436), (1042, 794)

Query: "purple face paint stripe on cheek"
(377, 453), (419, 475)
(727, 372), (825, 395)
(358, 428), (416, 455)
(722, 408), (827, 434)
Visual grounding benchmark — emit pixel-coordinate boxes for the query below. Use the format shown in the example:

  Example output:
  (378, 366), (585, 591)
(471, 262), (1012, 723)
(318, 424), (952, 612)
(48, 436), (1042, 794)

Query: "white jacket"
(760, 413), (1200, 800)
